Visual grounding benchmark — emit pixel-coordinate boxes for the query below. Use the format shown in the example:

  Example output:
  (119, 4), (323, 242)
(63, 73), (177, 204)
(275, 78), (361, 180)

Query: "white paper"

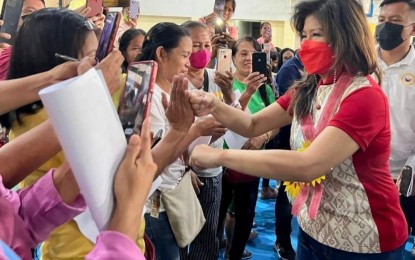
(223, 130), (249, 150)
(75, 176), (162, 242)
(39, 69), (126, 234)
(223, 89), (251, 149)
(188, 117), (213, 154)
(234, 89), (242, 100)
(189, 136), (212, 155)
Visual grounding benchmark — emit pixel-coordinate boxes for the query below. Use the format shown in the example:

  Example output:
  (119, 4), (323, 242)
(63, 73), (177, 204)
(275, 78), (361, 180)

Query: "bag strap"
(182, 150), (191, 173)
(180, 70), (208, 173)
(203, 69), (209, 92)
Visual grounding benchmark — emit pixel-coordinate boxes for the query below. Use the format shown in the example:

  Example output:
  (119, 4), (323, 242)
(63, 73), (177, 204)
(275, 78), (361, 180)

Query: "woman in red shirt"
(189, 0), (408, 258)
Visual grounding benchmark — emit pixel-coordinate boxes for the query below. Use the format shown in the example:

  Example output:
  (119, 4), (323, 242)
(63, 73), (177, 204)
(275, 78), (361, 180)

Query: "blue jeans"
(144, 212), (179, 260)
(296, 228), (405, 260)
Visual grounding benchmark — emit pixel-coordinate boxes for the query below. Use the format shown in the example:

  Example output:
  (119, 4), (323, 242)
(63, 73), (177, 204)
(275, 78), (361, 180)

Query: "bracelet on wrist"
(230, 99), (241, 108)
(265, 132), (270, 144)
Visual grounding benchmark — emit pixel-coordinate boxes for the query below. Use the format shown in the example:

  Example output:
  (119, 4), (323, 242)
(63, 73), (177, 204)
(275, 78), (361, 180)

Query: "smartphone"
(213, 0), (225, 17)
(216, 48), (232, 74)
(261, 43), (271, 65)
(85, 0), (103, 18)
(214, 17), (227, 35)
(118, 61), (158, 140)
(399, 166), (413, 197)
(0, 0), (24, 45)
(129, 0), (140, 19)
(252, 52), (267, 76)
(95, 11), (121, 62)
(151, 129), (163, 148)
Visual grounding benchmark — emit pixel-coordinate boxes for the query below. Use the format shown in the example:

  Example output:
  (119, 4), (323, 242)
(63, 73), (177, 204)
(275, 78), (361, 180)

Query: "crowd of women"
(0, 0), (414, 259)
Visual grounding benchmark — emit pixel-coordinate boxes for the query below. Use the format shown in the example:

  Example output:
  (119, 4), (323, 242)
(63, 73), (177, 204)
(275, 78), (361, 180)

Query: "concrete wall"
(0, 0), (381, 49)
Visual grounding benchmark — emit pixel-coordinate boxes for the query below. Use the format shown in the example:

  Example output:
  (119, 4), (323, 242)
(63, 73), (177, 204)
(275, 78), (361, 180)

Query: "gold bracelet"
(265, 132), (270, 144)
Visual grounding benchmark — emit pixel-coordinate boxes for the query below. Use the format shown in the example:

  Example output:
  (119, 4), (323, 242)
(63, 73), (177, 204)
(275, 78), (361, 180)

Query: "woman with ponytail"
(190, 0), (407, 258)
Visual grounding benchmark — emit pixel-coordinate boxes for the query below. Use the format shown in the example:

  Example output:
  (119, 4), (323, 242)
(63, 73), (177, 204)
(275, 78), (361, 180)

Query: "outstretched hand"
(190, 144), (222, 169)
(189, 90), (219, 117)
(162, 73), (195, 132)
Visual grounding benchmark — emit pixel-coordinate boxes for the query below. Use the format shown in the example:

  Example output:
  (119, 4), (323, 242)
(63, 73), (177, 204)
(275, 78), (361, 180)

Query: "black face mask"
(376, 22), (405, 51)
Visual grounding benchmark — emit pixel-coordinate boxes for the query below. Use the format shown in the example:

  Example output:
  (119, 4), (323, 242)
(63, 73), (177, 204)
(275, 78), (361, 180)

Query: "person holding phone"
(213, 36), (275, 260)
(135, 22), (194, 260)
(257, 22), (276, 51)
(0, 52), (166, 259)
(136, 22), (237, 260)
(113, 6), (139, 49)
(189, 0), (408, 258)
(0, 117), (156, 260)
(0, 8), (127, 260)
(200, 0), (238, 39)
(179, 20), (236, 260)
(68, 0), (106, 30)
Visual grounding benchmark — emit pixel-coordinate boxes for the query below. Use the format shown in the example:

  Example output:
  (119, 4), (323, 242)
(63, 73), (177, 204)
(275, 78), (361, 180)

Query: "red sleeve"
(329, 86), (388, 151)
(276, 90), (293, 111)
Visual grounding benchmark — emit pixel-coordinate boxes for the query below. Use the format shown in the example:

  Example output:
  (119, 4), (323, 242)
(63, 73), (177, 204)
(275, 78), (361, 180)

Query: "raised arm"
(151, 74), (195, 175)
(190, 90), (291, 138)
(0, 62), (80, 115)
(0, 121), (61, 188)
(87, 119), (156, 259)
(191, 126), (359, 182)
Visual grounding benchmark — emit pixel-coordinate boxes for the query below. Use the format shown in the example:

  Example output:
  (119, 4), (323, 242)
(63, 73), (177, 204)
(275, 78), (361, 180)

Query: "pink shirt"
(0, 170), (145, 259)
(257, 37), (275, 49)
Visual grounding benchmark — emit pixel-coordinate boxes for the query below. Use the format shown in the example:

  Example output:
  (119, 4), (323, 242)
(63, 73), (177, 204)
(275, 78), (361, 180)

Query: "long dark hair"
(290, 0), (380, 120)
(119, 28), (146, 73)
(232, 36), (271, 107)
(136, 22), (189, 62)
(277, 48), (294, 71)
(0, 8), (95, 128)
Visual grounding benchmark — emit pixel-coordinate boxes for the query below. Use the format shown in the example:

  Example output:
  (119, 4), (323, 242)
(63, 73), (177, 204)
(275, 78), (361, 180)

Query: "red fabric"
(276, 90), (292, 111)
(329, 84), (408, 252)
(0, 46), (12, 81)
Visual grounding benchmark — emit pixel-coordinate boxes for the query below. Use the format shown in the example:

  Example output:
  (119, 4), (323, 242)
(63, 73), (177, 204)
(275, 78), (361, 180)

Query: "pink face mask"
(189, 49), (212, 69)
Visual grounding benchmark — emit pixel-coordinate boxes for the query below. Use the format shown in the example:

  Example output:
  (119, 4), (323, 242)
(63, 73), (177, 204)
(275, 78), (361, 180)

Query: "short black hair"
(380, 0), (415, 11)
(137, 22), (190, 62)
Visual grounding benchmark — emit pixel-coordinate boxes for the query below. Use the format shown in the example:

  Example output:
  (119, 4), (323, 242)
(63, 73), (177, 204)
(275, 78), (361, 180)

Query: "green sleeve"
(266, 84), (276, 105)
